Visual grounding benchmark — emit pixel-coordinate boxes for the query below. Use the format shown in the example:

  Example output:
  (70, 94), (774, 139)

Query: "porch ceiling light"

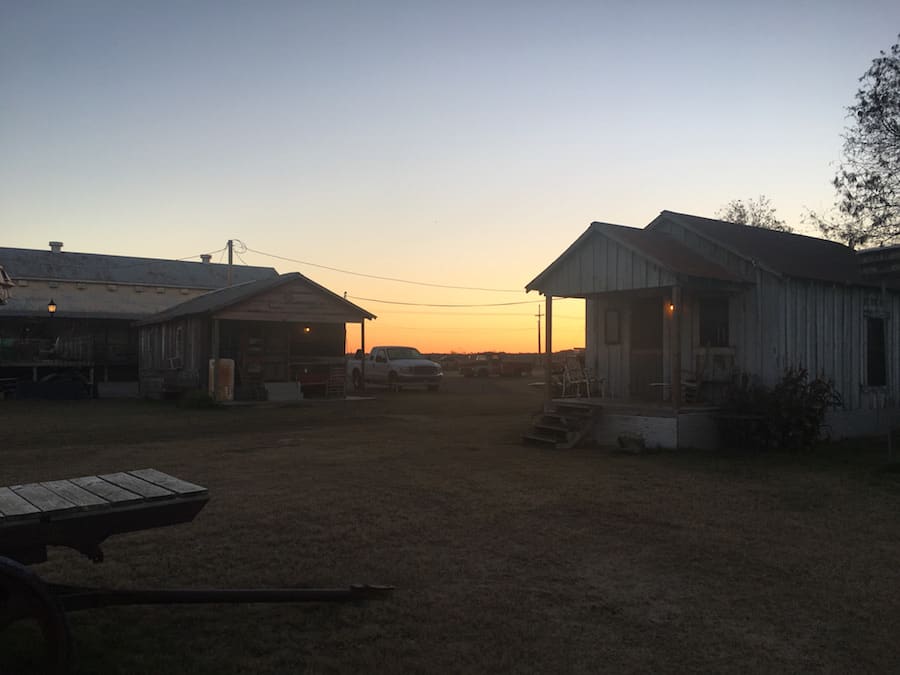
(47, 298), (57, 315)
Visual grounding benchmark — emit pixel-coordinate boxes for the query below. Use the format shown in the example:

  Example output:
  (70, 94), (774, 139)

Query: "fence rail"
(0, 337), (135, 365)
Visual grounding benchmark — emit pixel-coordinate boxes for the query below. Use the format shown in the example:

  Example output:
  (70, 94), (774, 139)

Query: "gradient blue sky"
(2, 1), (899, 351)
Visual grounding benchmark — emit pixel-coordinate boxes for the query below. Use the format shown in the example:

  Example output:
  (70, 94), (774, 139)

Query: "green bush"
(719, 367), (843, 451)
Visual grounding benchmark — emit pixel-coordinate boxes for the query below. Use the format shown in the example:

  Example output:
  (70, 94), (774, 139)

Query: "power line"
(379, 310), (584, 319)
(371, 324), (537, 333)
(245, 246), (525, 293)
(347, 295), (535, 308)
(104, 247), (229, 270)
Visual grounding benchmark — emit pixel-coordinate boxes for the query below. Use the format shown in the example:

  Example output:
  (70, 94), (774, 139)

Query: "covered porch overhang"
(530, 276), (748, 412)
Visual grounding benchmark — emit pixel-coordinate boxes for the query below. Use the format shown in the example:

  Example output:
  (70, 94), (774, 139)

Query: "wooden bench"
(0, 469), (390, 674)
(0, 469), (209, 565)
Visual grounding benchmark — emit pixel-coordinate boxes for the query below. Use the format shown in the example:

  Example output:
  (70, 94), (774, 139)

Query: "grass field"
(2, 375), (900, 673)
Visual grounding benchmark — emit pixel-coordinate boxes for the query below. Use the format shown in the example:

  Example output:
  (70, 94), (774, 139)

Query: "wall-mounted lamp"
(303, 326), (311, 334)
(666, 300), (676, 314)
(47, 298), (57, 316)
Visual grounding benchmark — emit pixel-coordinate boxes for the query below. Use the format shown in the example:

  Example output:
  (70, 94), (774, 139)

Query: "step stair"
(522, 401), (601, 449)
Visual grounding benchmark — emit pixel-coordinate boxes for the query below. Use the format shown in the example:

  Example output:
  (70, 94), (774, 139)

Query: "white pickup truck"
(348, 346), (442, 392)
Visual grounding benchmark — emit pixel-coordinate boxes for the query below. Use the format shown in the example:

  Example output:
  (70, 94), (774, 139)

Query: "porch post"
(360, 319), (366, 393)
(209, 318), (220, 396)
(544, 294), (553, 404)
(670, 286), (682, 411)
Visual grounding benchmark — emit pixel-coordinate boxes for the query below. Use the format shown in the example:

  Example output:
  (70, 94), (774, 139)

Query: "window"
(175, 326), (184, 359)
(699, 297), (729, 347)
(866, 317), (887, 387)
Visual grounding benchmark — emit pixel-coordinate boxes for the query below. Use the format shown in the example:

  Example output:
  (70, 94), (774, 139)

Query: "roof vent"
(200, 254), (212, 264)
(49, 241), (63, 253)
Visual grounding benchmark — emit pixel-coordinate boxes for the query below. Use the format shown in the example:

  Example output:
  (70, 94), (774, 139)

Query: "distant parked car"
(460, 352), (532, 378)
(438, 355), (463, 372)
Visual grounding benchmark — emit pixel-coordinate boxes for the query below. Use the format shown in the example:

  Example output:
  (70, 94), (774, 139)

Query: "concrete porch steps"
(522, 400), (601, 449)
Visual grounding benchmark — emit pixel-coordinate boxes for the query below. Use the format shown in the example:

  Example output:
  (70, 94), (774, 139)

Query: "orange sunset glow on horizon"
(343, 296), (586, 355)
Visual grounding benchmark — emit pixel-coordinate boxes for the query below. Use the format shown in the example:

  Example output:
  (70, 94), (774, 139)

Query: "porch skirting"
(585, 404), (719, 450)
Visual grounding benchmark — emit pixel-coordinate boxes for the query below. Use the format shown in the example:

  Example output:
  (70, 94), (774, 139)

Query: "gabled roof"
(137, 272), (375, 326)
(0, 246), (278, 288)
(649, 211), (865, 285)
(526, 221), (742, 293)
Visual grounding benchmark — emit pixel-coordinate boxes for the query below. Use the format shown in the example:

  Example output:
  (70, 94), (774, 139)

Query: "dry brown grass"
(3, 375), (900, 673)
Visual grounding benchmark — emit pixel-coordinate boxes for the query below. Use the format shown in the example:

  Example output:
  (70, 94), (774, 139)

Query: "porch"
(525, 396), (721, 450)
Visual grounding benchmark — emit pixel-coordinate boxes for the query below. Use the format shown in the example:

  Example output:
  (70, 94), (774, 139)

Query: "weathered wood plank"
(100, 472), (174, 499)
(128, 469), (207, 496)
(0, 487), (41, 519)
(71, 475), (144, 504)
(12, 483), (78, 513)
(41, 480), (109, 509)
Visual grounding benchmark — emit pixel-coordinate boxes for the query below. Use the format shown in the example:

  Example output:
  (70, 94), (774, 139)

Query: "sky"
(2, 1), (899, 353)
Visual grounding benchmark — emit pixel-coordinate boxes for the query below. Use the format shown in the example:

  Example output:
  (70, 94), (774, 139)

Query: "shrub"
(718, 367), (842, 451)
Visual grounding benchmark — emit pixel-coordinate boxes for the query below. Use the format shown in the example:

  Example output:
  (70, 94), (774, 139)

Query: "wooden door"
(630, 298), (664, 400)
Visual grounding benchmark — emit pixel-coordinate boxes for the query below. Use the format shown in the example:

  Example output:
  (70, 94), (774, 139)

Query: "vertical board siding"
(540, 220), (900, 414)
(538, 232), (676, 296)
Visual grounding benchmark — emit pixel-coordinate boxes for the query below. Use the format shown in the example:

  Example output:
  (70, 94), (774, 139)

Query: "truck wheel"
(352, 370), (362, 391)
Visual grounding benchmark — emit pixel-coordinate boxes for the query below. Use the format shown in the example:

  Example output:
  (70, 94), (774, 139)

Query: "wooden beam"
(209, 319), (220, 397)
(544, 295), (553, 404)
(671, 286), (682, 411)
(360, 319), (367, 393)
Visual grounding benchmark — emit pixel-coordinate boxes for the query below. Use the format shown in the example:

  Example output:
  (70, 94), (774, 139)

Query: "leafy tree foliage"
(814, 35), (900, 248)
(716, 195), (791, 232)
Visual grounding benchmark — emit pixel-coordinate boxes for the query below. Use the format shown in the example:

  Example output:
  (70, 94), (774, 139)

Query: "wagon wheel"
(0, 557), (73, 674)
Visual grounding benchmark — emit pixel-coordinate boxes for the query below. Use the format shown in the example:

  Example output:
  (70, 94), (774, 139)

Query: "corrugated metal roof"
(526, 221), (743, 293)
(651, 211), (865, 285)
(137, 272), (375, 325)
(0, 247), (278, 288)
(0, 285), (210, 320)
(598, 223), (744, 283)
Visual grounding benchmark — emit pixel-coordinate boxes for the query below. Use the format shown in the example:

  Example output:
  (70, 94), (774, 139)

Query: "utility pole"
(226, 239), (233, 287)
(535, 304), (543, 355)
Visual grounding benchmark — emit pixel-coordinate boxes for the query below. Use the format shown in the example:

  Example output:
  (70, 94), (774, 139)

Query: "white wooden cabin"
(526, 211), (900, 448)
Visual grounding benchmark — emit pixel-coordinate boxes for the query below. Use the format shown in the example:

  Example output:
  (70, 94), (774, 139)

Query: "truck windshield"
(387, 347), (423, 360)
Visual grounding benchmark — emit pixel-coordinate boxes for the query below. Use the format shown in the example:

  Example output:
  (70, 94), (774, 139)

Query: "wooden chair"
(562, 357), (601, 398)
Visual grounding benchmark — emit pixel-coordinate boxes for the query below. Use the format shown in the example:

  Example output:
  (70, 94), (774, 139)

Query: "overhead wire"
(226, 240), (583, 344)
(244, 245), (525, 293)
(346, 295), (535, 308)
(104, 246), (229, 270)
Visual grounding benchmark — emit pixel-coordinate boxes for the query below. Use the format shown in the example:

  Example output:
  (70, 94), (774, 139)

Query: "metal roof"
(650, 211), (866, 285)
(137, 272), (376, 326)
(0, 246), (278, 288)
(526, 221), (743, 293)
(598, 223), (744, 282)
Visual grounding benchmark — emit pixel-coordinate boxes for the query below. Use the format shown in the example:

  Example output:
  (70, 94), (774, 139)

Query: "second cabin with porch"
(137, 273), (374, 401)
(526, 210), (900, 449)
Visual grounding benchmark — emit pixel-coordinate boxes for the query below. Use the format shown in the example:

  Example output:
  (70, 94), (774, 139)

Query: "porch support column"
(360, 320), (367, 393)
(209, 318), (220, 397)
(670, 286), (682, 412)
(544, 294), (553, 405)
